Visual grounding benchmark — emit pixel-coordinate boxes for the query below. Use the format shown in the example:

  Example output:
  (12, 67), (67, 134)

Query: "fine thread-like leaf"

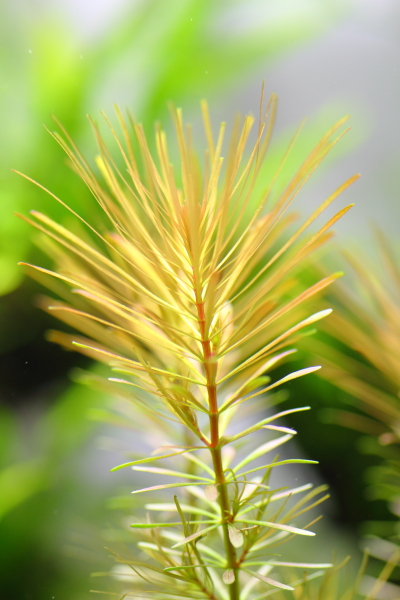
(145, 503), (217, 518)
(236, 519), (315, 537)
(232, 459), (318, 479)
(131, 482), (207, 495)
(171, 524), (220, 548)
(111, 449), (195, 472)
(221, 407), (311, 446)
(242, 569), (294, 591)
(132, 465), (213, 483)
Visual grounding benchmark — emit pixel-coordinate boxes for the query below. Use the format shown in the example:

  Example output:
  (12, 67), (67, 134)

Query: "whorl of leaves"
(18, 91), (357, 599)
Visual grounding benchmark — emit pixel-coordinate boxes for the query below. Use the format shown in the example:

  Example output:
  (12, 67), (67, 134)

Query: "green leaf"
(131, 482), (206, 495)
(219, 350), (297, 409)
(171, 523), (220, 548)
(130, 519), (217, 528)
(237, 519), (315, 537)
(160, 530), (226, 565)
(263, 366), (322, 393)
(221, 366), (322, 407)
(132, 465), (213, 482)
(221, 406), (310, 446)
(234, 458), (318, 479)
(110, 448), (195, 471)
(233, 434), (293, 473)
(164, 564), (213, 572)
(145, 503), (217, 518)
(238, 483), (313, 517)
(270, 483), (313, 501)
(138, 541), (181, 557)
(174, 494), (187, 535)
(262, 425), (297, 435)
(250, 571), (327, 600)
(131, 522), (183, 528)
(269, 561), (332, 568)
(243, 569), (294, 591)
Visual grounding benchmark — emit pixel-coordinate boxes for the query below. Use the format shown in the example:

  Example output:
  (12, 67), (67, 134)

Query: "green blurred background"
(1, 1), (400, 598)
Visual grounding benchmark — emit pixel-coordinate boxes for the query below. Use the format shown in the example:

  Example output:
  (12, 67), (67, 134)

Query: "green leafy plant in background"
(302, 235), (400, 593)
(0, 382), (117, 599)
(18, 90), (360, 599)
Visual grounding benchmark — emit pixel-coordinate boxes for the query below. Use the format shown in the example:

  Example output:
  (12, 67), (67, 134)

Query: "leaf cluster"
(19, 92), (357, 599)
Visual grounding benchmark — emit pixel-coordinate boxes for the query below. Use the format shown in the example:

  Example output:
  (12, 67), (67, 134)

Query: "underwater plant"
(0, 5), (348, 596)
(301, 235), (400, 591)
(18, 93), (358, 599)
(310, 234), (400, 424)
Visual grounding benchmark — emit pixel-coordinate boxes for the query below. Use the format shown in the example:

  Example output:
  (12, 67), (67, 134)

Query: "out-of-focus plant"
(302, 235), (400, 593)
(293, 552), (400, 600)
(18, 90), (359, 599)
(306, 236), (400, 508)
(107, 553), (371, 600)
(0, 378), (113, 599)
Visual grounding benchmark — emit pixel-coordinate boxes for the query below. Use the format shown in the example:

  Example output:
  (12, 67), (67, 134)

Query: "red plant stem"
(196, 298), (240, 600)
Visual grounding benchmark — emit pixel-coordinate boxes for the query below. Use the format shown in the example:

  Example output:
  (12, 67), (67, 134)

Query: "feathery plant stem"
(19, 89), (358, 598)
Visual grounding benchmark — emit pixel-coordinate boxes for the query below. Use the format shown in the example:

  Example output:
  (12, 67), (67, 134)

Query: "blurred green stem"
(211, 447), (240, 599)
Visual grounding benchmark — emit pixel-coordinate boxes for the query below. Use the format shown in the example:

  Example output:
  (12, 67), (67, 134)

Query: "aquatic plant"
(303, 234), (400, 593)
(18, 93), (357, 599)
